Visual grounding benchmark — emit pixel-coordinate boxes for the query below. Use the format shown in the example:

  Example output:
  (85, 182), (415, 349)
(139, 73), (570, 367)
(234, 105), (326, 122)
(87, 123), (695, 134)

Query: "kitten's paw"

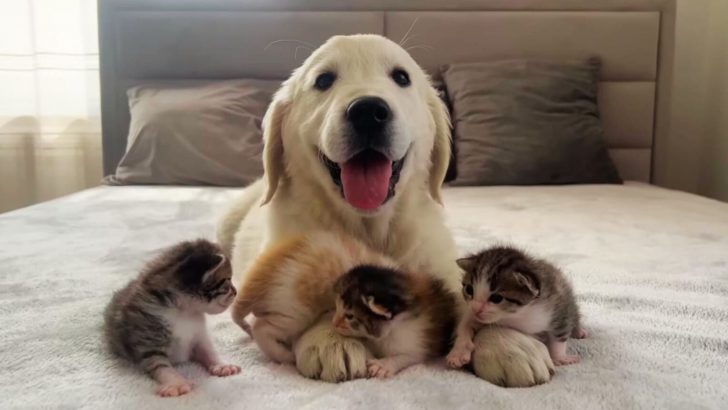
(446, 346), (473, 368)
(553, 354), (580, 366)
(208, 364), (241, 377)
(157, 380), (194, 397)
(366, 359), (394, 379)
(573, 328), (589, 339)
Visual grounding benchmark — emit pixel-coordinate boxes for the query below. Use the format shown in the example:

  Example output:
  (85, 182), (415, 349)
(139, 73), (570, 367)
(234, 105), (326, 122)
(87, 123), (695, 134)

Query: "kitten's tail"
(231, 297), (254, 338)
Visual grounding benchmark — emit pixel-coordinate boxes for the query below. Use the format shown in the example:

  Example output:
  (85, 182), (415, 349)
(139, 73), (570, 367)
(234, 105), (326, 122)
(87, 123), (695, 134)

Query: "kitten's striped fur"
(103, 239), (240, 397)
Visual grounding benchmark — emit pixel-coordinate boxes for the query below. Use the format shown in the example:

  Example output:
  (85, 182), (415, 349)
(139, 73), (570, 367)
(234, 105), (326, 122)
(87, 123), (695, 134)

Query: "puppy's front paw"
(294, 315), (369, 382)
(208, 364), (241, 377)
(471, 326), (555, 387)
(157, 380), (194, 397)
(366, 359), (394, 379)
(446, 346), (473, 369)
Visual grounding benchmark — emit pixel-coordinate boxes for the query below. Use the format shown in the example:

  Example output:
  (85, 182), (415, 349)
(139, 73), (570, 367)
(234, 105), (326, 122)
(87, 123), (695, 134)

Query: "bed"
(1, 184), (727, 408)
(2, 0), (727, 408)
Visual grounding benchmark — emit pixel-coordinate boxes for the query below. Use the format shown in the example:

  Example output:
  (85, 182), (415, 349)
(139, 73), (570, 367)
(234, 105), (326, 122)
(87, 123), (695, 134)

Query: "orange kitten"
(231, 231), (395, 363)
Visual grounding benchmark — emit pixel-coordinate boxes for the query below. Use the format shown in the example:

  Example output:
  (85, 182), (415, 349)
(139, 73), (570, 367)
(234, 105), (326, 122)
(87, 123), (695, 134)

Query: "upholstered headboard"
(99, 0), (676, 183)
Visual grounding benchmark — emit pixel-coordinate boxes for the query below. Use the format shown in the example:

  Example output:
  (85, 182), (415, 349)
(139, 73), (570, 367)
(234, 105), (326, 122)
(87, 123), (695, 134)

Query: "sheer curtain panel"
(0, 0), (101, 213)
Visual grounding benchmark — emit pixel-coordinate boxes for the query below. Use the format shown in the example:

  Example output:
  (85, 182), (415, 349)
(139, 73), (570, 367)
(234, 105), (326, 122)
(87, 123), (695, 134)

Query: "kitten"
(231, 231), (396, 364)
(446, 245), (587, 369)
(104, 239), (240, 397)
(332, 265), (457, 378)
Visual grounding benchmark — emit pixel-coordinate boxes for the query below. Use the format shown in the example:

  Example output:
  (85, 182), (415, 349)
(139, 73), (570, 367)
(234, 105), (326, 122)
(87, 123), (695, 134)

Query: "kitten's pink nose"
(471, 301), (487, 314)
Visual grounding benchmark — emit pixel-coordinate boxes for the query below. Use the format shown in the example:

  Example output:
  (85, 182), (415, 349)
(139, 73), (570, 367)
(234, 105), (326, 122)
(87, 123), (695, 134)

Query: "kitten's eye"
(463, 283), (474, 297)
(489, 294), (504, 304)
(391, 68), (411, 87)
(344, 313), (354, 320)
(314, 72), (336, 91)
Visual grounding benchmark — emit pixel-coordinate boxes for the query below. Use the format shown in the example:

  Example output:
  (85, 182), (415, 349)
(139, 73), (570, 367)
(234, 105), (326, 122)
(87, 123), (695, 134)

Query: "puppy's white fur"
(218, 34), (553, 386)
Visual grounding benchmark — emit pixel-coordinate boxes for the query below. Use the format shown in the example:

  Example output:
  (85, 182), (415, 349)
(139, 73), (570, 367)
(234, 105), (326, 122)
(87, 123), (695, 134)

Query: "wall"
(666, 0), (728, 201)
(698, 0), (728, 201)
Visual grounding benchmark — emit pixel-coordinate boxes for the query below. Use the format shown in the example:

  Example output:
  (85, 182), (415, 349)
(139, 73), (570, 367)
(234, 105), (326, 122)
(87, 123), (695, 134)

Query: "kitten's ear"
(177, 252), (225, 285)
(362, 295), (393, 320)
(456, 256), (477, 272)
(514, 270), (540, 297)
(202, 254), (227, 283)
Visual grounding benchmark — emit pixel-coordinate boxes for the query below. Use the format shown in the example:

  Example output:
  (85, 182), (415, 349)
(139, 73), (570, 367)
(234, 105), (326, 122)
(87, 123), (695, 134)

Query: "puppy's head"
(262, 35), (450, 215)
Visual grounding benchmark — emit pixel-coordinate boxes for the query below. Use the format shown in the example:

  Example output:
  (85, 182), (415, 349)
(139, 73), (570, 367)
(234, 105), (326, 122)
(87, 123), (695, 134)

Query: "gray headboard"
(99, 0), (676, 183)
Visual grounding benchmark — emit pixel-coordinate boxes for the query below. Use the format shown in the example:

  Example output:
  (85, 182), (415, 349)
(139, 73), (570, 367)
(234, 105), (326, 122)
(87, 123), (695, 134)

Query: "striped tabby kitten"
(104, 239), (239, 397)
(332, 265), (457, 378)
(447, 246), (587, 369)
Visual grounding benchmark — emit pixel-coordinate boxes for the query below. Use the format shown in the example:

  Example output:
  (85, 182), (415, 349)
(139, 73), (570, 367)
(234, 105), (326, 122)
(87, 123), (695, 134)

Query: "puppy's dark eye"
(344, 313), (354, 320)
(463, 283), (473, 297)
(489, 294), (503, 304)
(314, 72), (336, 91)
(391, 68), (410, 87)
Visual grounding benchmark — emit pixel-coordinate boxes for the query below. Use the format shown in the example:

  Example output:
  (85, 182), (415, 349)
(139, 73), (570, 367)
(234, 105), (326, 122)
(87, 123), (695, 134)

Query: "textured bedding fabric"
(0, 183), (727, 409)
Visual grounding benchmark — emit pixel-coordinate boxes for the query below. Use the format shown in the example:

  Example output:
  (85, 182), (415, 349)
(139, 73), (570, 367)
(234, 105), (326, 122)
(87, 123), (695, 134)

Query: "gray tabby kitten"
(447, 245), (588, 369)
(104, 239), (240, 397)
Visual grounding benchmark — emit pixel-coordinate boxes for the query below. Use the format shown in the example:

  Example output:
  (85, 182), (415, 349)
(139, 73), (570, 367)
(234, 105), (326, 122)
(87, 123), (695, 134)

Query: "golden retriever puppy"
(218, 34), (553, 386)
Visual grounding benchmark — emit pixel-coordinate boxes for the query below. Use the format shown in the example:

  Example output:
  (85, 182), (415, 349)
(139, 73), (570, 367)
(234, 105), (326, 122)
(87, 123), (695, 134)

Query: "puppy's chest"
(163, 312), (205, 363)
(497, 303), (554, 335)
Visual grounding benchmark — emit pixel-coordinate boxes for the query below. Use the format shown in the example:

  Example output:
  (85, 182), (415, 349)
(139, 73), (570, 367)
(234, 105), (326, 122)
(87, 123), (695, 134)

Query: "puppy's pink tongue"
(340, 151), (392, 211)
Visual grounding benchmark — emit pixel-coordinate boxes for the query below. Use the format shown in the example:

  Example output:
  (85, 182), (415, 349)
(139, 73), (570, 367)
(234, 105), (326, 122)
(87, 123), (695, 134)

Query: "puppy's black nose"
(346, 96), (391, 135)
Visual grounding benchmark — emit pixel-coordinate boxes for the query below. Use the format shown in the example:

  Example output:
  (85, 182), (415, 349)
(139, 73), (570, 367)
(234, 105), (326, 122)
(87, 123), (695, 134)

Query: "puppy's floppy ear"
(261, 85), (291, 205)
(426, 85), (452, 205)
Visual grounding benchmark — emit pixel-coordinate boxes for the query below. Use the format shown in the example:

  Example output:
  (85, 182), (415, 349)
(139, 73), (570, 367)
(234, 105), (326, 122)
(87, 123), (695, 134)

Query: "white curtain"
(0, 0), (101, 213)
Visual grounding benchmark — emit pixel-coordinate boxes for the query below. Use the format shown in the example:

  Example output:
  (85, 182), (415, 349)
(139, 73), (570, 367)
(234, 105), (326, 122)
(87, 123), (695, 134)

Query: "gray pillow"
(442, 58), (621, 186)
(106, 79), (279, 186)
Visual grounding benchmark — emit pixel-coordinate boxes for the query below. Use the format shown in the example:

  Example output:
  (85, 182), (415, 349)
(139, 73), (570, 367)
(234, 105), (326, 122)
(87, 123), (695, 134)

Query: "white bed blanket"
(1, 183), (727, 409)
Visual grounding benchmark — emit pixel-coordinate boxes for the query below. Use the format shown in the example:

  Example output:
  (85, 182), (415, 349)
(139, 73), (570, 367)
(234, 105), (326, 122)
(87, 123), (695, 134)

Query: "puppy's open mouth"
(321, 150), (405, 211)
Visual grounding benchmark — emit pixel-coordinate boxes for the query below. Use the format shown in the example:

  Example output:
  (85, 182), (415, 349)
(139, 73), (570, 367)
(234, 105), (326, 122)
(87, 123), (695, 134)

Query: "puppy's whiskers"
(405, 44), (434, 54)
(294, 45), (313, 61)
(264, 39), (316, 52)
(399, 17), (421, 47)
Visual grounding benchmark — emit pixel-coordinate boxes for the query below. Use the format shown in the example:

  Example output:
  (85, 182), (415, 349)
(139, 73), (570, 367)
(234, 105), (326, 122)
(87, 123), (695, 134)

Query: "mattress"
(0, 183), (726, 409)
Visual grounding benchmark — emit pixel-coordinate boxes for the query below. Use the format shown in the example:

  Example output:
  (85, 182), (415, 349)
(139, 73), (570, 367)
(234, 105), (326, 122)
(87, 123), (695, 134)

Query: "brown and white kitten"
(332, 265), (457, 378)
(231, 231), (396, 364)
(446, 246), (587, 369)
(104, 239), (240, 397)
